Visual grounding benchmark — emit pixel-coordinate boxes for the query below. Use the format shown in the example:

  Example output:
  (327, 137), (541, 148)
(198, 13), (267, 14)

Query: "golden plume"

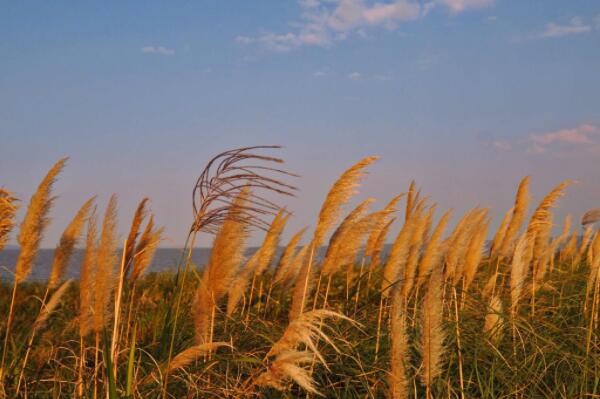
(0, 188), (19, 252)
(48, 197), (95, 290)
(484, 294), (504, 342)
(15, 158), (67, 283)
(93, 194), (118, 333)
(525, 180), (572, 262)
(34, 279), (73, 333)
(79, 208), (97, 338)
(489, 207), (512, 258)
(369, 217), (396, 272)
(227, 209), (288, 315)
(365, 194), (404, 258)
(405, 180), (416, 222)
(123, 198), (149, 278)
(389, 286), (409, 398)
(462, 214), (490, 291)
(272, 227), (307, 287)
(402, 206), (432, 299)
(130, 215), (163, 283)
(195, 190), (249, 343)
(498, 176), (530, 258)
(573, 226), (593, 269)
(510, 233), (529, 317)
(312, 156), (378, 248)
(417, 210), (452, 288)
(419, 267), (446, 390)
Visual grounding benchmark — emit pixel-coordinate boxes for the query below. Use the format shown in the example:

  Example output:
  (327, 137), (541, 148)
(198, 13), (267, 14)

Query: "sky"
(1, 0), (600, 247)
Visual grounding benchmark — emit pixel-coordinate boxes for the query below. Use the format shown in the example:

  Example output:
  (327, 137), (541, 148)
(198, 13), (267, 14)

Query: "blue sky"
(1, 1), (600, 247)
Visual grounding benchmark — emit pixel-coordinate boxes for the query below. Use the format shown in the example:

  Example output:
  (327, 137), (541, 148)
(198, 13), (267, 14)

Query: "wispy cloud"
(141, 46), (175, 55)
(237, 0), (494, 52)
(529, 123), (600, 153)
(540, 17), (592, 39)
(348, 71), (361, 80)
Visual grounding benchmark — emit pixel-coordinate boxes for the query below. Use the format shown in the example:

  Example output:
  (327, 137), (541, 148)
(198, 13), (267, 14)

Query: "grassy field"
(1, 146), (599, 398)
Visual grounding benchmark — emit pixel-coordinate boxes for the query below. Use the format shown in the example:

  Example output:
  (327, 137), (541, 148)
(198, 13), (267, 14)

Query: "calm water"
(0, 248), (214, 282)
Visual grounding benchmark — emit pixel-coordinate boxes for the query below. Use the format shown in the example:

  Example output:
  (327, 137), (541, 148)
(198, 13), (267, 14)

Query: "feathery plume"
(130, 216), (163, 283)
(462, 215), (490, 291)
(282, 244), (310, 290)
(15, 158), (67, 283)
(0, 188), (19, 252)
(123, 198), (149, 278)
(402, 207), (431, 299)
(272, 227), (307, 286)
(498, 176), (530, 258)
(312, 156), (378, 248)
(48, 197), (94, 290)
(255, 350), (319, 395)
(417, 210), (452, 288)
(510, 234), (529, 317)
(369, 217), (396, 272)
(582, 208), (600, 226)
(419, 268), (446, 389)
(405, 180), (416, 222)
(573, 227), (593, 269)
(444, 209), (479, 282)
(195, 190), (249, 343)
(489, 207), (512, 258)
(560, 231), (578, 262)
(93, 195), (118, 333)
(365, 194), (404, 258)
(80, 208), (97, 338)
(389, 287), (409, 399)
(34, 279), (73, 333)
(484, 295), (504, 342)
(166, 342), (231, 375)
(525, 180), (572, 262)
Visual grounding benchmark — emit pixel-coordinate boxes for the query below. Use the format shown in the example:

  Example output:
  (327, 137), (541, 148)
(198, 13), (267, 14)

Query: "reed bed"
(1, 147), (600, 398)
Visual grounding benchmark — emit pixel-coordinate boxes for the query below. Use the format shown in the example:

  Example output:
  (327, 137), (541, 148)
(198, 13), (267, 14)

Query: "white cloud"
(491, 140), (511, 151)
(313, 70), (327, 77)
(529, 123), (600, 153)
(141, 46), (175, 55)
(348, 71), (361, 80)
(540, 17), (591, 39)
(237, 0), (494, 51)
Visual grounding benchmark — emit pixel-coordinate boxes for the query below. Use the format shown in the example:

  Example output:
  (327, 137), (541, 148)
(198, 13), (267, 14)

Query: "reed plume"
(227, 209), (288, 315)
(15, 157), (67, 283)
(405, 180), (416, 222)
(402, 205), (434, 299)
(489, 207), (512, 258)
(389, 287), (409, 399)
(291, 156), (377, 320)
(417, 210), (452, 288)
(382, 210), (421, 297)
(510, 234), (529, 317)
(80, 208), (97, 338)
(195, 190), (249, 343)
(93, 194), (118, 333)
(498, 176), (530, 258)
(573, 227), (593, 269)
(281, 244), (310, 290)
(484, 294), (504, 342)
(560, 231), (578, 262)
(365, 194), (404, 259)
(272, 227), (307, 287)
(525, 180), (572, 263)
(254, 350), (319, 395)
(462, 214), (490, 291)
(419, 268), (445, 395)
(130, 216), (163, 283)
(369, 217), (396, 272)
(0, 188), (18, 252)
(166, 342), (231, 375)
(444, 209), (478, 282)
(123, 198), (149, 278)
(48, 197), (94, 289)
(33, 279), (73, 333)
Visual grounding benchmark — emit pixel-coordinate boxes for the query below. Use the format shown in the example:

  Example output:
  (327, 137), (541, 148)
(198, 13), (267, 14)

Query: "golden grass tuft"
(419, 267), (445, 392)
(15, 157), (67, 283)
(48, 197), (95, 290)
(498, 176), (530, 258)
(93, 194), (119, 333)
(123, 198), (149, 277)
(130, 215), (163, 283)
(0, 188), (19, 252)
(79, 208), (97, 338)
